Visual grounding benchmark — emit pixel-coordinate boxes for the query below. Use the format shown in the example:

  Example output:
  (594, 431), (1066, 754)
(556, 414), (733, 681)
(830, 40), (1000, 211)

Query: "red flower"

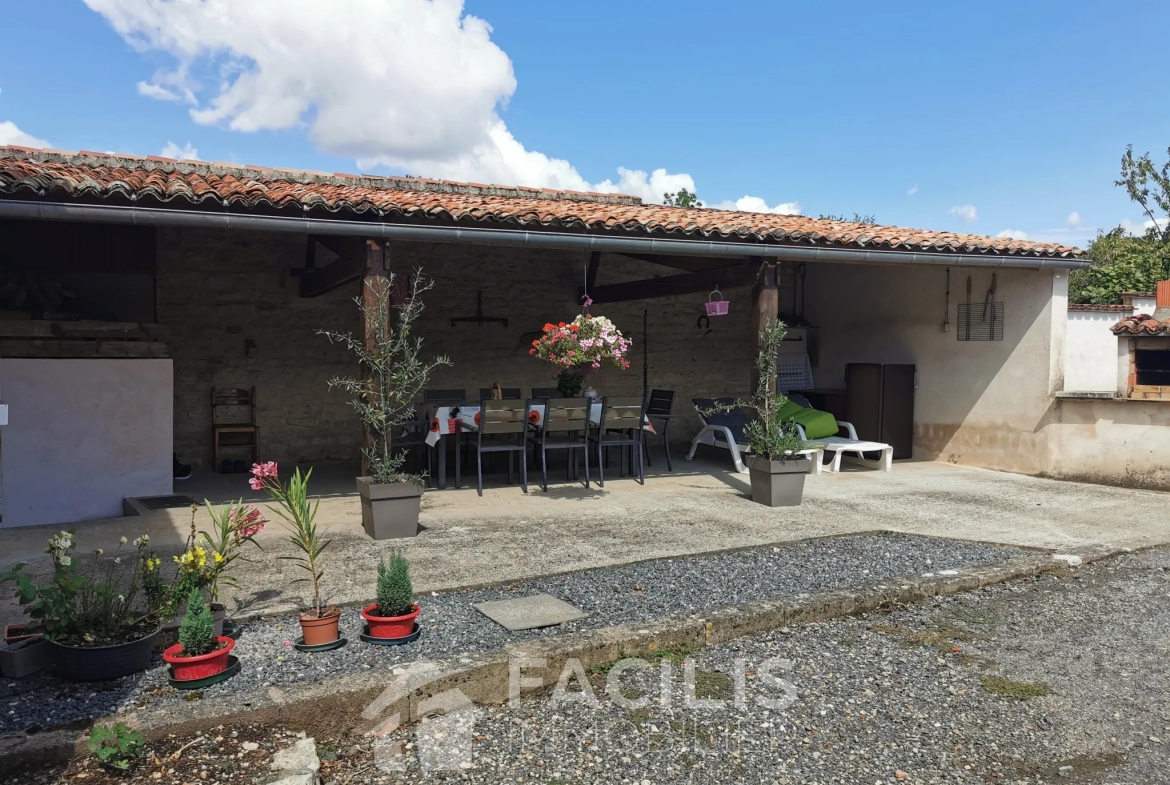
(543, 323), (554, 331)
(474, 412), (482, 426)
(570, 324), (580, 331)
(529, 348), (535, 355)
(528, 410), (541, 424)
(431, 418), (440, 432)
(532, 339), (540, 346)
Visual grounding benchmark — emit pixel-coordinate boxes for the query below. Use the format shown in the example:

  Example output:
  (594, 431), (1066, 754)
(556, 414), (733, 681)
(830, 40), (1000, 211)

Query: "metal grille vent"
(957, 302), (1004, 341)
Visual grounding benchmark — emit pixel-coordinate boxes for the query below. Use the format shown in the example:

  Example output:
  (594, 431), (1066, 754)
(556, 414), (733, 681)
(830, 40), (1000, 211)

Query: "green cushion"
(777, 399), (804, 419)
(788, 406), (839, 440)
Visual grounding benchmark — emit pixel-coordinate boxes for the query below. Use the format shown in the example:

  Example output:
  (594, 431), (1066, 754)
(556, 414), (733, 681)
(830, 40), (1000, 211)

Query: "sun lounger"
(790, 420), (893, 473)
(686, 398), (822, 475)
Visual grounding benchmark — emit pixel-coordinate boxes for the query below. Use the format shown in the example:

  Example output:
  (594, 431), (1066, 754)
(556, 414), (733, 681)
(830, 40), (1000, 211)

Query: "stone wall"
(159, 229), (759, 467)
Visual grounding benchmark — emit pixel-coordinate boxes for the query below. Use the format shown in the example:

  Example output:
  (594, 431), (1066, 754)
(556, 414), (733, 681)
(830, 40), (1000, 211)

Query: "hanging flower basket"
(705, 289), (730, 316)
(529, 315), (632, 372)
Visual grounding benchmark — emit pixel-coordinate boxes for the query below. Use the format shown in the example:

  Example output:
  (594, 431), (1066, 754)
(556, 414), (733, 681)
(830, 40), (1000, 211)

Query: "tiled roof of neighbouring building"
(1112, 313), (1170, 335)
(0, 146), (1084, 259)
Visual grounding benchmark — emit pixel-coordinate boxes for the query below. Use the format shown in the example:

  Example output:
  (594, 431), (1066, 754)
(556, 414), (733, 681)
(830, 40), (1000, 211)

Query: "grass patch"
(693, 669), (735, 701)
(870, 618), (981, 652)
(951, 607), (992, 625)
(980, 675), (1051, 699)
(626, 708), (650, 727)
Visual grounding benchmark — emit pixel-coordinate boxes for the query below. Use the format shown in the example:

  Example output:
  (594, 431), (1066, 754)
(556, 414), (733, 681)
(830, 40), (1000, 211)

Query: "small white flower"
(94, 548), (104, 556)
(119, 536), (128, 545)
(114, 557), (122, 564)
(58, 555), (72, 567)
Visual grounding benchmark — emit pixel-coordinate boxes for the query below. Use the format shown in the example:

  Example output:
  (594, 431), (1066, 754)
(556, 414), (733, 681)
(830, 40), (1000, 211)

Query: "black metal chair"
(529, 397), (591, 491)
(531, 387), (559, 399)
(424, 388), (467, 403)
(643, 388), (676, 471)
(479, 387), (523, 400)
(591, 396), (647, 485)
(473, 397), (533, 496)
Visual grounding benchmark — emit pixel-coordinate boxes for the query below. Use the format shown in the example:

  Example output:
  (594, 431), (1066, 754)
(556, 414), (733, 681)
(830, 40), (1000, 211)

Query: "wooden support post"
(751, 261), (779, 396)
(360, 239), (389, 476)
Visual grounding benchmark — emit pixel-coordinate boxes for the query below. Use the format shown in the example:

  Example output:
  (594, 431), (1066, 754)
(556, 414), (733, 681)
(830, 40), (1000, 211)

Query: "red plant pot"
(162, 636), (236, 681)
(361, 604), (420, 639)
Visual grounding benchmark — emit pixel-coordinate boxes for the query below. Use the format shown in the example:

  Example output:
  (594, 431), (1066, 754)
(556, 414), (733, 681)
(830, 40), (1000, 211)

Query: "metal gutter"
(0, 198), (1091, 270)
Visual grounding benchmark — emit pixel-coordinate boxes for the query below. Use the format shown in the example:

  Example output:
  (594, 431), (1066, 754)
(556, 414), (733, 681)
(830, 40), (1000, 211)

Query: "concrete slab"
(473, 594), (587, 631)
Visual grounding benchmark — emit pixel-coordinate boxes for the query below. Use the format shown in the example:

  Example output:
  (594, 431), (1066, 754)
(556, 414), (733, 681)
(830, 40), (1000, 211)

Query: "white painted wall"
(804, 263), (1064, 474)
(0, 359), (173, 527)
(1065, 310), (1128, 392)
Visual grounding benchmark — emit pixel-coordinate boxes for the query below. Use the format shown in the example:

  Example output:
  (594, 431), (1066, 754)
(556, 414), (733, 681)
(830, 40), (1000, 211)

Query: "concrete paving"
(3, 455), (1170, 626)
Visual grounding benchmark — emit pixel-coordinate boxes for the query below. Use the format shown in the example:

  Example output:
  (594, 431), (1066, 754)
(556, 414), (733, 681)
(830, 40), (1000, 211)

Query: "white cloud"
(948, 204), (978, 223)
(88, 0), (776, 207)
(711, 196), (801, 215)
(0, 120), (48, 148)
(137, 81), (181, 102)
(906, 185), (918, 196)
(161, 141), (200, 160)
(996, 229), (1029, 240)
(1067, 211), (1083, 229)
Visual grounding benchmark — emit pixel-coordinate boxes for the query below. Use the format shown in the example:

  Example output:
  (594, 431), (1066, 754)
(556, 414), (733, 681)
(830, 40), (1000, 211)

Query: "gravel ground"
(0, 533), (1022, 733)
(351, 547), (1170, 784)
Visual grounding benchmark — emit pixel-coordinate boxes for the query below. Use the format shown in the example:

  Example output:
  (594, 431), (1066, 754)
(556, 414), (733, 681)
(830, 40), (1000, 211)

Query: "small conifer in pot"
(162, 590), (236, 681)
(362, 551), (420, 640)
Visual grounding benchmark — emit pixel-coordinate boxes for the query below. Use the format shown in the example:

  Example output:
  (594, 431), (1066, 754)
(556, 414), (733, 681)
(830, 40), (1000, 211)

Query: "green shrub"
(87, 723), (144, 771)
(178, 590), (216, 656)
(376, 552), (414, 617)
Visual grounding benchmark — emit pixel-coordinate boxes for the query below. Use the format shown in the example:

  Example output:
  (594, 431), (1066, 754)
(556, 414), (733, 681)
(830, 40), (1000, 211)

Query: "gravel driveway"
(352, 547), (1170, 784)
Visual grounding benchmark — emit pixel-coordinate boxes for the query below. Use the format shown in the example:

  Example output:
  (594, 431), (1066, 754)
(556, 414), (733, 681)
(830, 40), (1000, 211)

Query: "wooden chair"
(531, 387), (560, 399)
(644, 388), (676, 471)
(473, 398), (533, 496)
(591, 396), (647, 485)
(211, 386), (257, 472)
(423, 389), (467, 403)
(529, 397), (591, 492)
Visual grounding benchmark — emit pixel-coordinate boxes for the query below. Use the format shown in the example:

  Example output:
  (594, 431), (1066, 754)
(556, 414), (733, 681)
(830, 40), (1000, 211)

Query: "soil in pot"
(162, 636), (236, 681)
(298, 606), (342, 646)
(47, 618), (161, 682)
(361, 603), (420, 640)
(3, 622), (43, 646)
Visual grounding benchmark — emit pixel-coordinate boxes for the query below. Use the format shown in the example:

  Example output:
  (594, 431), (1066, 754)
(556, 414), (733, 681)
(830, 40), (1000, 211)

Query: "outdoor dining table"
(422, 401), (654, 489)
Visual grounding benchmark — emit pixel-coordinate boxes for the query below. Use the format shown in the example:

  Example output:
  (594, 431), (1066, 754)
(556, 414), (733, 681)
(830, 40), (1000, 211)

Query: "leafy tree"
(1069, 229), (1170, 304)
(1118, 145), (1170, 243)
(1070, 146), (1170, 303)
(817, 213), (877, 224)
(662, 188), (703, 208)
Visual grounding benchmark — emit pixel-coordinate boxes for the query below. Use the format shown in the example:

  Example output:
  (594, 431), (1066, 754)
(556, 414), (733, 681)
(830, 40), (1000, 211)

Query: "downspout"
(0, 198), (1091, 270)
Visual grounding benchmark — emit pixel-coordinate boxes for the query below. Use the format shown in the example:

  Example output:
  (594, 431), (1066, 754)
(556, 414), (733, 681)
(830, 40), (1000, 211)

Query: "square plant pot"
(356, 477), (424, 540)
(745, 456), (810, 507)
(0, 637), (50, 679)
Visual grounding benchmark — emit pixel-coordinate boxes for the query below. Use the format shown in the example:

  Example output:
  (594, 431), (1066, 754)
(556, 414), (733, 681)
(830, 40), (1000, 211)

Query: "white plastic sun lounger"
(686, 399), (822, 475)
(791, 421), (893, 473)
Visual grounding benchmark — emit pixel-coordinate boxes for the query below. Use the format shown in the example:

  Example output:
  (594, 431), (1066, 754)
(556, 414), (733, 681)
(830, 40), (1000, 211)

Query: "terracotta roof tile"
(1112, 313), (1170, 335)
(1069, 303), (1133, 312)
(0, 146), (1085, 258)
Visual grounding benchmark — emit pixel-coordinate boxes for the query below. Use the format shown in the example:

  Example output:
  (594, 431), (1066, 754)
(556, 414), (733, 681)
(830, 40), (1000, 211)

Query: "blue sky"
(1, 0), (1167, 248)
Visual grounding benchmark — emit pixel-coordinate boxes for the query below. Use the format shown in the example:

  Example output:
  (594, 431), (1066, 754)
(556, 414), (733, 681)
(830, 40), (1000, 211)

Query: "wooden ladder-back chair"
(211, 386), (258, 472)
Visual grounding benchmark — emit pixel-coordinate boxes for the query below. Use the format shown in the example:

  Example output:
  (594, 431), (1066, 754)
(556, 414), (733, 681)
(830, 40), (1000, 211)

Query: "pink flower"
(249, 477), (264, 491)
(251, 461), (279, 479)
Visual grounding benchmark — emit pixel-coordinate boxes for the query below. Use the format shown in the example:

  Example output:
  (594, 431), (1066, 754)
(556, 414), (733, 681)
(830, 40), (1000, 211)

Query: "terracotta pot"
(162, 636), (236, 681)
(3, 622), (43, 646)
(298, 607), (342, 646)
(361, 604), (420, 639)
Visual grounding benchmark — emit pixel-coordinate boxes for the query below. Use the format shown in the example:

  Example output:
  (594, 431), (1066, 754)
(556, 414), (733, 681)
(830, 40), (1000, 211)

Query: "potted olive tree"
(320, 271), (450, 540)
(733, 318), (811, 506)
(361, 551), (420, 644)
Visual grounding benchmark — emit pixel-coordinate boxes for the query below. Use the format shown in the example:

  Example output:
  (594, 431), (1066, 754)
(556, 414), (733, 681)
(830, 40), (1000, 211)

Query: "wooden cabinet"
(845, 364), (915, 460)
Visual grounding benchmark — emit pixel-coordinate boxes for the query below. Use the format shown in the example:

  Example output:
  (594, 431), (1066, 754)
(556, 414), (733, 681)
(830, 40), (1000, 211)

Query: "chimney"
(1155, 280), (1170, 321)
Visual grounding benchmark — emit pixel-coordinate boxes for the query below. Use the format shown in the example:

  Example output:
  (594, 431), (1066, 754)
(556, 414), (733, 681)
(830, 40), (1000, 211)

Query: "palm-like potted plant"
(725, 318), (811, 506)
(1, 531), (162, 681)
(361, 552), (420, 643)
(162, 590), (236, 682)
(320, 271), (450, 539)
(250, 463), (342, 648)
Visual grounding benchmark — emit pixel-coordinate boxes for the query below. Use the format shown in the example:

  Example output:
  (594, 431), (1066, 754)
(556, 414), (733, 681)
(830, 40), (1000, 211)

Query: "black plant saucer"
(359, 623), (421, 646)
(293, 636), (348, 653)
